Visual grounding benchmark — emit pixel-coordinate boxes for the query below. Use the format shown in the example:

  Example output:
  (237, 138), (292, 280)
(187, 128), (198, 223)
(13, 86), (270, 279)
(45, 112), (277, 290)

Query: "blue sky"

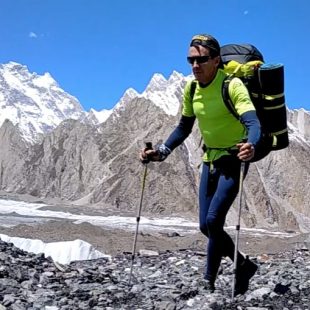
(0, 0), (309, 112)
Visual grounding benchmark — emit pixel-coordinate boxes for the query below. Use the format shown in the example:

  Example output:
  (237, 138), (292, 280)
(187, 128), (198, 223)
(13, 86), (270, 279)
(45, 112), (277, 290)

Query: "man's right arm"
(164, 115), (196, 151)
(139, 115), (196, 162)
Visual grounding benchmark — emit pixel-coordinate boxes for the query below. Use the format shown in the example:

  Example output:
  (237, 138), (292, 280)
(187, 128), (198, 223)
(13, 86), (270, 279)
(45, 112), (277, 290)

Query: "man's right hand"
(139, 143), (171, 163)
(139, 148), (160, 163)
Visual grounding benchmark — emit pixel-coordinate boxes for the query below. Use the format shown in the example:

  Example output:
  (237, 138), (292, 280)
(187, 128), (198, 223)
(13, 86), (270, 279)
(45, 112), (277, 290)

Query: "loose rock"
(0, 240), (310, 309)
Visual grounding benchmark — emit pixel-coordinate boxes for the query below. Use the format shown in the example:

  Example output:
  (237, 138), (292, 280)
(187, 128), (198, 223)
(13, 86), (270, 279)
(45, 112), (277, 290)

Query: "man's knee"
(205, 216), (221, 237)
(199, 222), (209, 237)
(199, 216), (219, 237)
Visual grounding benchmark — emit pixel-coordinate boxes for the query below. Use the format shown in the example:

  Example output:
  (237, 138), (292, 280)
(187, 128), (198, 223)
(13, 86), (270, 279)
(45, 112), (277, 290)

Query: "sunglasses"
(187, 55), (212, 65)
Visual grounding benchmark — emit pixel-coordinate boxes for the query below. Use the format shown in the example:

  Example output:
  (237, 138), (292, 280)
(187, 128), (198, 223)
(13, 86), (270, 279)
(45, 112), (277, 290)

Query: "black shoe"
(234, 256), (258, 296)
(201, 279), (215, 293)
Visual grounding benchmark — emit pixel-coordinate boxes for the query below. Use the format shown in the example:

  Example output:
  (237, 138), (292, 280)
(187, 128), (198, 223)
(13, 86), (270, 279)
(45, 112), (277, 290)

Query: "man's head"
(187, 34), (221, 84)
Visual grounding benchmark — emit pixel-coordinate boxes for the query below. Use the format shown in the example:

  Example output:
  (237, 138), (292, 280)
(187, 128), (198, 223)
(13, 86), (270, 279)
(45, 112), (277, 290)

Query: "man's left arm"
(240, 110), (261, 147)
(229, 77), (261, 160)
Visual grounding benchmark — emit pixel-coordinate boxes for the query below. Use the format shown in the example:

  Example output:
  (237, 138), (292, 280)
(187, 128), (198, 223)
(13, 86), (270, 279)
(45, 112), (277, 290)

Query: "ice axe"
(128, 142), (152, 287)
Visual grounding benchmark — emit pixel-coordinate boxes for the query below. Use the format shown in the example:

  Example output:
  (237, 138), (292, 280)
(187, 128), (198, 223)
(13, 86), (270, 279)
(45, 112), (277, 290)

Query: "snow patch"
(89, 108), (113, 123)
(32, 72), (57, 88)
(0, 234), (110, 264)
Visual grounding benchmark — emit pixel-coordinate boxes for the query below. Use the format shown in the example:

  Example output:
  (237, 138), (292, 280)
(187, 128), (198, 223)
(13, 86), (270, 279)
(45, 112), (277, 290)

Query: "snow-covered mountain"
(1, 61), (309, 148)
(140, 71), (189, 116)
(0, 62), (189, 142)
(0, 60), (309, 233)
(0, 62), (84, 142)
(91, 71), (188, 122)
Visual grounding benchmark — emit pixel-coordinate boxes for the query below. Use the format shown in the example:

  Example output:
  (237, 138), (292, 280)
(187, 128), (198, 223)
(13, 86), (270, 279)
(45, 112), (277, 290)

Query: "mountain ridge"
(0, 61), (309, 234)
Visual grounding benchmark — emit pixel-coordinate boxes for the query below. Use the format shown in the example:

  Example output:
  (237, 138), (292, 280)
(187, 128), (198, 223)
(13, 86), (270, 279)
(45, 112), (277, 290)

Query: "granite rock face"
(0, 100), (309, 233)
(0, 98), (198, 216)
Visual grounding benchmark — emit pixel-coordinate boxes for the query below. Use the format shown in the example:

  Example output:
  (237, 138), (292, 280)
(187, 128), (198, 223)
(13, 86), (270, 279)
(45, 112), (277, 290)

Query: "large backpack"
(190, 44), (289, 162)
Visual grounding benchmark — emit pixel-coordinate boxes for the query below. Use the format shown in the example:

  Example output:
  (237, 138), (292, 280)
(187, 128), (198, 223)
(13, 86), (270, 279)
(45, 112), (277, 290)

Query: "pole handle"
(145, 142), (153, 150)
(141, 142), (153, 164)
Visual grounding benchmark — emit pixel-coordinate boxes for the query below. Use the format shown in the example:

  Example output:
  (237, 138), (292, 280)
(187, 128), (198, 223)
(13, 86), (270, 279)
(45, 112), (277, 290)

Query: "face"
(188, 45), (220, 84)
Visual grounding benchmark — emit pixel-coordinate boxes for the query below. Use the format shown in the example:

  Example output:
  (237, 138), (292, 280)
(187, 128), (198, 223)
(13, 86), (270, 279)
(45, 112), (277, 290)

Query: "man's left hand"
(236, 142), (255, 161)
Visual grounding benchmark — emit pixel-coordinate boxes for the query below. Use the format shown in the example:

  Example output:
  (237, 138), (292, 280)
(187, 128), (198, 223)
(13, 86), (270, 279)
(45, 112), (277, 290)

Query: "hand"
(139, 148), (160, 163)
(236, 142), (255, 161)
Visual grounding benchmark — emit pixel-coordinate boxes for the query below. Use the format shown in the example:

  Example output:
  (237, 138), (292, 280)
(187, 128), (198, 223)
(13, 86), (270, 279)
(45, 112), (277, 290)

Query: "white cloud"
(29, 32), (38, 39)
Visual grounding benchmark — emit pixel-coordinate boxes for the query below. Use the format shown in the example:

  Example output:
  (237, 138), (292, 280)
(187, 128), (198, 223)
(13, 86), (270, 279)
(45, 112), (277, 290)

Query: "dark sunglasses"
(187, 55), (212, 65)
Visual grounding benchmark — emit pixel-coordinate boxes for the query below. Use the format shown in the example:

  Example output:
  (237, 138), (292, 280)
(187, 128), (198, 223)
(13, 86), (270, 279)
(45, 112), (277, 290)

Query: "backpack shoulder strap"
(189, 80), (204, 150)
(221, 76), (240, 121)
(190, 80), (197, 102)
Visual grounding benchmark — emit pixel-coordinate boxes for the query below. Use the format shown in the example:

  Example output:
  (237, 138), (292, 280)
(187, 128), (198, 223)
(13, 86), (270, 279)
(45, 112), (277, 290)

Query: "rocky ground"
(1, 193), (310, 309)
(0, 239), (310, 310)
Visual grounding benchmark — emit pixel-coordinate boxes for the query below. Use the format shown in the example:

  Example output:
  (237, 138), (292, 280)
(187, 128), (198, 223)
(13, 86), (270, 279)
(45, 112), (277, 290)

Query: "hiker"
(139, 34), (260, 295)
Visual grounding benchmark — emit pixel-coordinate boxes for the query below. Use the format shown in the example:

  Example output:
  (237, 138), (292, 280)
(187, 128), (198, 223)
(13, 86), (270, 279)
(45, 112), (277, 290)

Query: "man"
(140, 34), (260, 295)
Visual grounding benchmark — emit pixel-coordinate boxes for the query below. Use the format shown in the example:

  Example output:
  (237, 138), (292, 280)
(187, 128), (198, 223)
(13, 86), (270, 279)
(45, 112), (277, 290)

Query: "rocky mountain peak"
(168, 70), (187, 83)
(140, 71), (187, 116)
(144, 73), (168, 92)
(1, 61), (31, 76)
(0, 61), (84, 143)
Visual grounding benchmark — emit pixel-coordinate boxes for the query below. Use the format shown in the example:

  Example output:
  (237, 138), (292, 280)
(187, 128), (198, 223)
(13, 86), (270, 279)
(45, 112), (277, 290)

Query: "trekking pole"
(128, 142), (152, 288)
(232, 160), (246, 300)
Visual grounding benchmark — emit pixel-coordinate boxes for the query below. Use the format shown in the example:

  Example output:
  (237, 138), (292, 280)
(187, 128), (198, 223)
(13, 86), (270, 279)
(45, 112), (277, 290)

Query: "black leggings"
(199, 156), (249, 282)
